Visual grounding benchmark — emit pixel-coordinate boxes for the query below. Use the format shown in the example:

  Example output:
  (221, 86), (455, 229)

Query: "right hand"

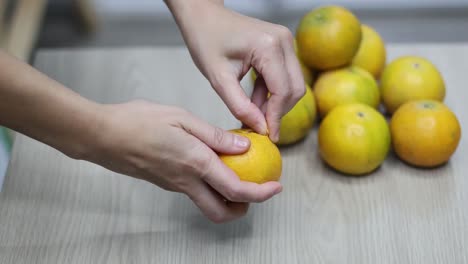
(89, 100), (282, 223)
(165, 0), (305, 142)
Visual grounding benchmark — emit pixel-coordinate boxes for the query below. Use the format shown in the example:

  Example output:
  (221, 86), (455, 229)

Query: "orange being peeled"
(390, 100), (461, 167)
(314, 66), (380, 117)
(381, 56), (445, 114)
(351, 24), (386, 78)
(220, 129), (282, 183)
(250, 69), (257, 83)
(318, 103), (390, 175)
(296, 5), (362, 70)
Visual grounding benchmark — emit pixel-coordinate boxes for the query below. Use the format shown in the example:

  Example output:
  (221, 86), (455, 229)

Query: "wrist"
(55, 100), (108, 161)
(165, 0), (224, 28)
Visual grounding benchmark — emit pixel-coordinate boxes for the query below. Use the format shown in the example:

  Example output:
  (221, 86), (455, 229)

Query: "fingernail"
(260, 123), (268, 135)
(234, 135), (250, 148)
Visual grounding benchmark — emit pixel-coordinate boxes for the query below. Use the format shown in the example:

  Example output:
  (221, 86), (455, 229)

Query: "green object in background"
(0, 126), (11, 184)
(0, 127), (12, 153)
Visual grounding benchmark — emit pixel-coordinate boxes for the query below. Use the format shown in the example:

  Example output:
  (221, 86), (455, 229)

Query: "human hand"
(89, 100), (282, 223)
(166, 0), (305, 142)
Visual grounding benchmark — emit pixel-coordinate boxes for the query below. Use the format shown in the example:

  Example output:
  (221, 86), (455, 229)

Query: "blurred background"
(0, 0), (467, 184)
(39, 0), (468, 49)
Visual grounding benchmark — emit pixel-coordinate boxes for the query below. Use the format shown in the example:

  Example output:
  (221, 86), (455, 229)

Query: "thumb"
(181, 113), (250, 154)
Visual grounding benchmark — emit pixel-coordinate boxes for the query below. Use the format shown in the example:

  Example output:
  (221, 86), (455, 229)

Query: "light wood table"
(0, 44), (467, 263)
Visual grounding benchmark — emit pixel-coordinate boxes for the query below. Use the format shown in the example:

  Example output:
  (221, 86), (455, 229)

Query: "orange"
(351, 24), (386, 78)
(294, 39), (315, 85)
(219, 129), (282, 183)
(300, 63), (314, 86)
(277, 85), (316, 145)
(318, 103), (390, 175)
(296, 5), (362, 70)
(390, 100), (461, 167)
(314, 66), (380, 117)
(381, 56), (445, 114)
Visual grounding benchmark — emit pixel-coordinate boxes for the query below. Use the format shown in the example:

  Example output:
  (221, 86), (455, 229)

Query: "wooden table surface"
(0, 44), (467, 263)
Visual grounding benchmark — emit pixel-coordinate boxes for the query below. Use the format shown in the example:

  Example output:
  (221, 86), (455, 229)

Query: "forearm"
(0, 51), (103, 159)
(164, 0), (223, 11)
(164, 0), (224, 38)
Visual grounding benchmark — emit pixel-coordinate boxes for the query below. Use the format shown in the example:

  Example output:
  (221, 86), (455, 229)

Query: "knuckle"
(174, 106), (191, 116)
(175, 108), (195, 122)
(180, 144), (212, 178)
(192, 152), (213, 180)
(213, 127), (225, 147)
(278, 88), (293, 100)
(231, 104), (250, 120)
(276, 25), (293, 42)
(209, 212), (229, 224)
(163, 105), (187, 116)
(258, 32), (280, 49)
(294, 85), (306, 101)
(210, 71), (232, 91)
(225, 185), (242, 202)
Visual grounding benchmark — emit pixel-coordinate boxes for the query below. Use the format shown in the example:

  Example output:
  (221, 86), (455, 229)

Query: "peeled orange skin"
(318, 103), (391, 175)
(277, 85), (317, 145)
(351, 24), (386, 79)
(296, 5), (362, 70)
(313, 66), (380, 117)
(219, 129), (282, 184)
(390, 100), (461, 168)
(381, 56), (445, 114)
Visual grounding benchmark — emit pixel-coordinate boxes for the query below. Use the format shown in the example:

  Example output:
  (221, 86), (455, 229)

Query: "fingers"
(282, 34), (306, 102)
(187, 180), (249, 223)
(210, 71), (268, 135)
(252, 26), (305, 142)
(200, 152), (283, 203)
(251, 75), (268, 113)
(253, 46), (290, 141)
(181, 113), (250, 155)
(178, 113), (282, 203)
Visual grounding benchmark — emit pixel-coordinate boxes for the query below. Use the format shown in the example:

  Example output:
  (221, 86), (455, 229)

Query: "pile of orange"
(221, 5), (461, 183)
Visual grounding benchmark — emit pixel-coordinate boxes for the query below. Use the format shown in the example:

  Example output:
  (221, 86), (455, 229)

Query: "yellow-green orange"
(318, 103), (390, 175)
(314, 66), (380, 117)
(351, 24), (386, 78)
(220, 129), (282, 184)
(296, 5), (362, 70)
(278, 85), (316, 145)
(294, 39), (315, 85)
(381, 56), (445, 114)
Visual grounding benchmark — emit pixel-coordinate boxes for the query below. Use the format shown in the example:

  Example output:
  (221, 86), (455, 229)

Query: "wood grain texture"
(0, 44), (467, 263)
